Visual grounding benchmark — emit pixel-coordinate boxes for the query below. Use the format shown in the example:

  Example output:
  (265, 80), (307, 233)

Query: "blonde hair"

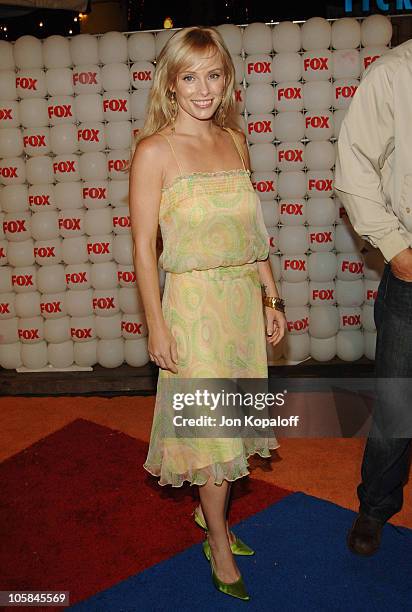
(132, 26), (241, 151)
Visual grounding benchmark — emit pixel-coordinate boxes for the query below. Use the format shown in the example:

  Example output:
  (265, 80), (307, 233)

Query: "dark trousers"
(358, 264), (412, 522)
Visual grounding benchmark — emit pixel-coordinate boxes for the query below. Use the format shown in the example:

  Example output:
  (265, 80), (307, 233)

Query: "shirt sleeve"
(335, 63), (408, 262)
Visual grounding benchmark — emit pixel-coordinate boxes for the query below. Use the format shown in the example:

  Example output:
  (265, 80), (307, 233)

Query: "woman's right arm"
(129, 137), (178, 373)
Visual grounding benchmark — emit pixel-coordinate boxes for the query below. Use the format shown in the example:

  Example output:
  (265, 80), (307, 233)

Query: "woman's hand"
(148, 322), (178, 373)
(265, 307), (286, 346)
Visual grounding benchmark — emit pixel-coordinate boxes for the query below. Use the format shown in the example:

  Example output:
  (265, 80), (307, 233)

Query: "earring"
(169, 91), (178, 133)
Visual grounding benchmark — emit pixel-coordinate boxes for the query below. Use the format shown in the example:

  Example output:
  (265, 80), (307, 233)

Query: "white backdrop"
(0, 14), (392, 369)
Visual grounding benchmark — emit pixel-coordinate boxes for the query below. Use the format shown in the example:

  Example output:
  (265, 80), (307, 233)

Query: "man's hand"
(390, 247), (412, 282)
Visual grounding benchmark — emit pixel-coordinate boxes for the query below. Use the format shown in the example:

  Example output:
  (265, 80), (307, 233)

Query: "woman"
(129, 26), (286, 601)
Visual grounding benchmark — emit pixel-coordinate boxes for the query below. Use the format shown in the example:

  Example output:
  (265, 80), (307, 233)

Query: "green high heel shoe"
(193, 507), (255, 557)
(209, 553), (250, 601)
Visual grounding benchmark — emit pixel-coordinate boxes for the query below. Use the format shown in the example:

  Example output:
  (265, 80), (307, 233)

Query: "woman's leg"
(198, 479), (240, 583)
(197, 481), (236, 544)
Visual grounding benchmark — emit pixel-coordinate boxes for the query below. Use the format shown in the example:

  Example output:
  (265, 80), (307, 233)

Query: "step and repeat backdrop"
(0, 15), (392, 369)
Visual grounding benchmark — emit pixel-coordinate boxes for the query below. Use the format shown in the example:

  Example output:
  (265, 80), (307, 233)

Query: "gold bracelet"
(263, 296), (285, 313)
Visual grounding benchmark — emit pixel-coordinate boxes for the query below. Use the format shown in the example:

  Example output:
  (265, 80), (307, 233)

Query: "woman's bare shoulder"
(132, 132), (170, 168)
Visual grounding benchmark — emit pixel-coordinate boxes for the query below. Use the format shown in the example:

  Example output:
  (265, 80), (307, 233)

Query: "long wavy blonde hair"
(132, 26), (241, 151)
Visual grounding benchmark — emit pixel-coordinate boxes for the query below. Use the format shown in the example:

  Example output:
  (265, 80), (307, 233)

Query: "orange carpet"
(0, 395), (410, 528)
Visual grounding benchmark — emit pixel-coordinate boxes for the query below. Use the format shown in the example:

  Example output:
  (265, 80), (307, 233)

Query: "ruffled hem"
(143, 440), (280, 488)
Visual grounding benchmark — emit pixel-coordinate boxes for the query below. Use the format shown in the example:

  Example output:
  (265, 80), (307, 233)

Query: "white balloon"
(0, 316), (19, 343)
(0, 71), (16, 100)
(26, 156), (53, 185)
(77, 122), (106, 152)
(251, 172), (277, 200)
(34, 238), (62, 266)
(276, 142), (305, 171)
(0, 292), (15, 319)
(130, 89), (149, 120)
(232, 56), (246, 84)
(44, 316), (70, 343)
(361, 304), (375, 331)
(18, 315), (44, 343)
(281, 254), (308, 282)
(102, 62), (130, 91)
(273, 112), (305, 142)
(272, 52), (302, 82)
(154, 30), (174, 57)
(309, 281), (336, 305)
(361, 15), (392, 47)
(0, 267), (12, 292)
(301, 17), (331, 51)
(16, 69), (47, 99)
(3, 211), (31, 242)
(130, 61), (155, 90)
(0, 100), (20, 129)
(245, 83), (275, 114)
(48, 340), (74, 368)
(31, 211), (59, 240)
(81, 181), (109, 209)
(19, 98), (48, 128)
(303, 81), (333, 110)
(79, 152), (107, 181)
(310, 335), (336, 361)
(62, 235), (88, 264)
(64, 263), (91, 291)
(128, 31), (156, 61)
(332, 49), (361, 79)
(247, 114), (275, 143)
(107, 149), (129, 179)
(333, 79), (359, 110)
(279, 226), (307, 254)
(95, 312), (122, 339)
(280, 281), (308, 306)
(66, 289), (93, 317)
(85, 207), (112, 236)
(39, 291), (67, 319)
(308, 225), (335, 252)
(58, 208), (85, 238)
(305, 141), (335, 170)
(99, 31), (127, 64)
(333, 109), (347, 138)
(0, 157), (26, 185)
(43, 35), (71, 68)
(339, 306), (362, 330)
(38, 263), (66, 293)
(14, 36), (43, 69)
(267, 226), (279, 254)
(1, 184), (28, 213)
(335, 222), (364, 252)
(70, 315), (96, 342)
(113, 234), (133, 265)
(245, 54), (273, 84)
(277, 171), (306, 199)
(279, 199), (306, 226)
(360, 46), (387, 73)
(331, 17), (361, 50)
(337, 253), (364, 280)
(73, 65), (102, 94)
(117, 264), (136, 287)
(243, 22), (272, 54)
(97, 337), (124, 368)
(104, 91), (131, 121)
(70, 34), (99, 65)
(28, 183), (56, 212)
(47, 96), (76, 125)
(22, 127), (51, 157)
(108, 180), (128, 207)
(53, 154), (80, 183)
(0, 41), (14, 70)
(91, 261), (118, 289)
(307, 170), (334, 199)
(121, 312), (147, 339)
(0, 342), (22, 368)
(7, 239), (34, 266)
(105, 121), (132, 150)
(364, 330), (376, 360)
(86, 234), (113, 263)
(272, 21), (301, 53)
(124, 337), (149, 366)
(0, 238), (7, 265)
(309, 305), (339, 337)
(74, 94), (104, 123)
(304, 110), (334, 140)
(250, 143), (276, 172)
(274, 82), (304, 112)
(21, 341), (48, 368)
(283, 333), (310, 361)
(111, 206), (131, 235)
(74, 338), (97, 365)
(0, 128), (24, 157)
(336, 279), (364, 306)
(302, 50), (332, 81)
(46, 68), (74, 96)
(55, 181), (83, 210)
(119, 286), (143, 314)
(50, 124), (77, 155)
(92, 288), (120, 317)
(308, 251), (337, 281)
(337, 330), (364, 361)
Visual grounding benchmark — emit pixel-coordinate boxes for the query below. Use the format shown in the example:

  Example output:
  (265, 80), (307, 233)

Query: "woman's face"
(172, 47), (226, 123)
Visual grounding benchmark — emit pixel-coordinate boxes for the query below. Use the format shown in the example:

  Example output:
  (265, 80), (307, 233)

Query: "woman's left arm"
(237, 128), (287, 346)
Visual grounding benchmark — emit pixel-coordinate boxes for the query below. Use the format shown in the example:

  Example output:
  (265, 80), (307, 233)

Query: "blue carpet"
(71, 493), (412, 612)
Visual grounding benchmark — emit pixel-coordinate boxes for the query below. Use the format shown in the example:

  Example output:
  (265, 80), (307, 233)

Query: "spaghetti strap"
(224, 127), (247, 172)
(157, 132), (184, 176)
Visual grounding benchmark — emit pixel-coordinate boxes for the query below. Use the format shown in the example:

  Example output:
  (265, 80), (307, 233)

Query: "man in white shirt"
(335, 39), (412, 556)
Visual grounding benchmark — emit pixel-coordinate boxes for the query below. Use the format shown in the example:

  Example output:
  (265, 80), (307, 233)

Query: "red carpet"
(0, 419), (291, 606)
